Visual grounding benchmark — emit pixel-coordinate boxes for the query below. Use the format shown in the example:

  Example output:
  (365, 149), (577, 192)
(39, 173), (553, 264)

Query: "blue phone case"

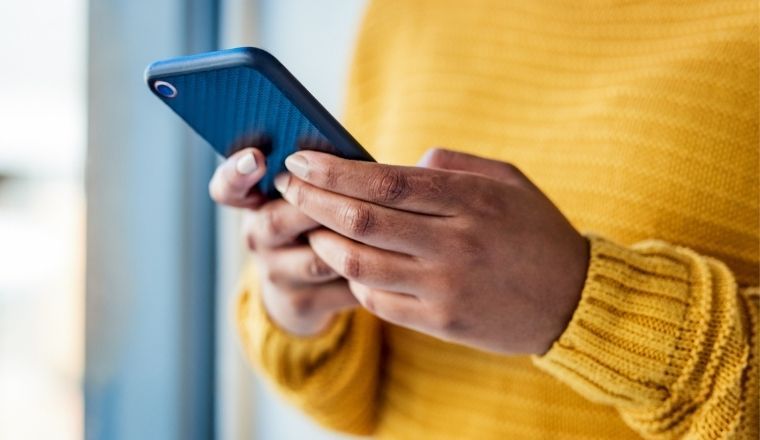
(145, 47), (374, 198)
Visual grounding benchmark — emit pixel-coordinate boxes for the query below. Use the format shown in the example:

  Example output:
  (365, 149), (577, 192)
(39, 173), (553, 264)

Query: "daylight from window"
(0, 1), (85, 439)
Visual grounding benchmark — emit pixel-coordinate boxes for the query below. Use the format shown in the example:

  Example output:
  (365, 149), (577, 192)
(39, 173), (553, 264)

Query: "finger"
(308, 229), (427, 294)
(276, 173), (446, 256)
(347, 280), (426, 329)
(243, 200), (320, 249)
(270, 280), (359, 322)
(263, 245), (341, 285)
(283, 150), (463, 215)
(209, 148), (268, 208)
(418, 147), (535, 189)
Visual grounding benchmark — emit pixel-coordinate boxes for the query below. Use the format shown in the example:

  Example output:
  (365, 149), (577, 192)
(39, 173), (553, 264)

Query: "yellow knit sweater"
(236, 1), (759, 438)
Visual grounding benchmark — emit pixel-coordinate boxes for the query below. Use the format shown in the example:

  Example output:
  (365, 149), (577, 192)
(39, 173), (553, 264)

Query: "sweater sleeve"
(235, 264), (382, 435)
(534, 236), (759, 439)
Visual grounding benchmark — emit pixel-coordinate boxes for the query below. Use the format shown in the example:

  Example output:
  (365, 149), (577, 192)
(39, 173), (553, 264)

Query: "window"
(1, 1), (367, 438)
(0, 1), (86, 439)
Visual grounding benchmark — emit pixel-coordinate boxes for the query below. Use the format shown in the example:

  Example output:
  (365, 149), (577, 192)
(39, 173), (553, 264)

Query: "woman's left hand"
(274, 148), (589, 355)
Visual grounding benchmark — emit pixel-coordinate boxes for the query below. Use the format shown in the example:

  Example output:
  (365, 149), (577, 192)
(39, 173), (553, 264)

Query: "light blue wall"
(86, 2), (184, 437)
(258, 0), (368, 118)
(85, 0), (218, 439)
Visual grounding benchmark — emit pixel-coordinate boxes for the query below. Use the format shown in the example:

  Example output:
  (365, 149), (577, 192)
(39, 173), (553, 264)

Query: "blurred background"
(0, 0), (366, 439)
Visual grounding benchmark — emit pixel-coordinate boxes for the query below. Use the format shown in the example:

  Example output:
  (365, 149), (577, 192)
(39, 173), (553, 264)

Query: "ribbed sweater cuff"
(236, 279), (353, 389)
(533, 235), (702, 407)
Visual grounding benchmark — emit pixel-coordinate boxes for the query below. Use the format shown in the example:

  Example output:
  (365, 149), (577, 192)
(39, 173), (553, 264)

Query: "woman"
(210, 1), (758, 438)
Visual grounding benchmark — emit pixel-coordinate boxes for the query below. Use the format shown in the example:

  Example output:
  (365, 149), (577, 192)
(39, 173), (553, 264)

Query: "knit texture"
(235, 0), (759, 438)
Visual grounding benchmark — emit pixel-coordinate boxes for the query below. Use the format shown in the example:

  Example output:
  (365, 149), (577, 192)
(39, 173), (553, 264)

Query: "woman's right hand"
(209, 148), (358, 336)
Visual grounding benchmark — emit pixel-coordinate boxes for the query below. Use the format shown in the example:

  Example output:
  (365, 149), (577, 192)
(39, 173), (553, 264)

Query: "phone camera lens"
(154, 80), (177, 98)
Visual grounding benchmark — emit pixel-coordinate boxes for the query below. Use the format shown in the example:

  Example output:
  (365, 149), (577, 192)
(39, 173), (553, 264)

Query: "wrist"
(537, 233), (590, 354)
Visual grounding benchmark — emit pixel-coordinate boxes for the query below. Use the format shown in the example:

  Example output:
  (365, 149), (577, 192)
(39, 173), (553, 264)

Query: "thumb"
(417, 147), (533, 188)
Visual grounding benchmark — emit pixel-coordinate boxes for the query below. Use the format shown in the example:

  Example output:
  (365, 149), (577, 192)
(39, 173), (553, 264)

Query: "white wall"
(258, 0), (368, 118)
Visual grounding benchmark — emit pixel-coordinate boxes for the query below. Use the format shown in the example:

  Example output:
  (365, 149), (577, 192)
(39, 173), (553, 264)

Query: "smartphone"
(145, 47), (374, 198)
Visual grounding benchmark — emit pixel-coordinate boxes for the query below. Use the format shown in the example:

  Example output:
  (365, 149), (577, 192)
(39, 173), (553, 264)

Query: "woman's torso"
(341, 1), (758, 438)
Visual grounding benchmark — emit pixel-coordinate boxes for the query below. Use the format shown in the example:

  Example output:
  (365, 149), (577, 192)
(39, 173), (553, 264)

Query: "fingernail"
(236, 152), (258, 175)
(284, 153), (308, 179)
(274, 173), (290, 193)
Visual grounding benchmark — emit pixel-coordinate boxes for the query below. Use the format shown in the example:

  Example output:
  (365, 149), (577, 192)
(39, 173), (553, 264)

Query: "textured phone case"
(145, 48), (373, 198)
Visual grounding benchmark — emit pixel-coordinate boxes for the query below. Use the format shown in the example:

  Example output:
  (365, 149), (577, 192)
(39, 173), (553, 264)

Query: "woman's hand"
(274, 148), (589, 354)
(209, 148), (358, 336)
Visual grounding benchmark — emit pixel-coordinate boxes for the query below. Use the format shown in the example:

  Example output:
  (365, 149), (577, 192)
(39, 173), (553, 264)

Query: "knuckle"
(360, 289), (377, 314)
(427, 148), (454, 167)
(434, 307), (465, 333)
(425, 173), (449, 198)
(293, 181), (308, 207)
(499, 162), (520, 176)
(469, 178), (500, 208)
(497, 162), (527, 184)
(369, 168), (408, 203)
(287, 293), (315, 318)
(341, 250), (363, 279)
(339, 202), (374, 237)
(322, 165), (340, 190)
(245, 233), (257, 251)
(264, 268), (282, 286)
(442, 172), (476, 204)
(261, 208), (282, 239)
(495, 162), (532, 188)
(306, 256), (333, 278)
